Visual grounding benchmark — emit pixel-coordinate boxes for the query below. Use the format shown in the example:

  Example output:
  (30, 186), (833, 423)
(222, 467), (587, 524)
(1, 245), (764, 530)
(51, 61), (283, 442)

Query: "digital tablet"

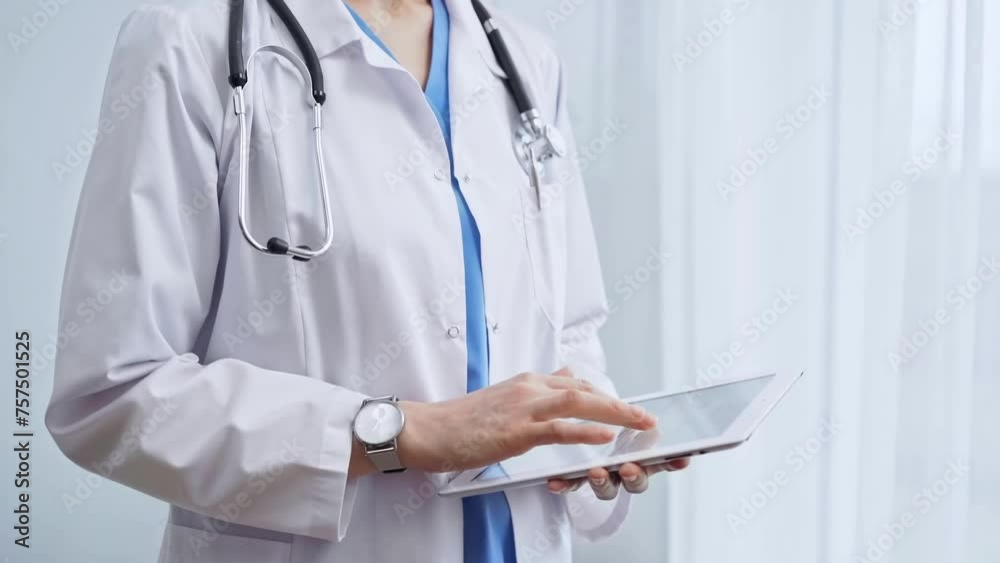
(438, 371), (803, 498)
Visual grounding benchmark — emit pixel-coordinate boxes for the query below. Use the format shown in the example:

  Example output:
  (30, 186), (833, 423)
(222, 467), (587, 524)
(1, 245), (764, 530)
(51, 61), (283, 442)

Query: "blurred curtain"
(503, 0), (999, 562)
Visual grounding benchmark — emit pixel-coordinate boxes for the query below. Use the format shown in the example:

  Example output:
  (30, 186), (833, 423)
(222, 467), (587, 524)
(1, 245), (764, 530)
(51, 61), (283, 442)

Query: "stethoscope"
(228, 0), (566, 262)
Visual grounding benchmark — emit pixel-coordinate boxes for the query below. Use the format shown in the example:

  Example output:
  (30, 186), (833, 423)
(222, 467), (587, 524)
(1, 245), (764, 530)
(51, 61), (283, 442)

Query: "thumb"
(553, 366), (574, 377)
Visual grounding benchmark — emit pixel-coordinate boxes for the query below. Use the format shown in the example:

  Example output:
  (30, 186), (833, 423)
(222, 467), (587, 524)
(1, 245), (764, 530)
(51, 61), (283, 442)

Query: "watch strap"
(366, 441), (406, 473)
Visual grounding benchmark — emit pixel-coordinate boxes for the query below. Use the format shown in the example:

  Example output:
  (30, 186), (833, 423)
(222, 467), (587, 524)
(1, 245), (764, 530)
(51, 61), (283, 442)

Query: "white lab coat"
(45, 0), (628, 561)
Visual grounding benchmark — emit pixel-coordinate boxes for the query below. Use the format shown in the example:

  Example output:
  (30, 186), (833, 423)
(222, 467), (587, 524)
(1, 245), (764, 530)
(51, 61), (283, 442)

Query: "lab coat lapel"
(281, 0), (363, 57)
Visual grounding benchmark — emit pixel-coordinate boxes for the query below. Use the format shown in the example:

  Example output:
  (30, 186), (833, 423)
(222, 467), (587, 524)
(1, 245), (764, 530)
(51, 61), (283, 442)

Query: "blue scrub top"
(344, 2), (517, 562)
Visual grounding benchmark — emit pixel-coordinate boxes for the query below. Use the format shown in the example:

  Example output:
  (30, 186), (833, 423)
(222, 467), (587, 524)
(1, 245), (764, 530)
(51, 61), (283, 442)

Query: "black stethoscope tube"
(469, 0), (534, 116)
(227, 0), (248, 88)
(228, 0), (327, 105)
(227, 0), (528, 112)
(227, 0), (551, 261)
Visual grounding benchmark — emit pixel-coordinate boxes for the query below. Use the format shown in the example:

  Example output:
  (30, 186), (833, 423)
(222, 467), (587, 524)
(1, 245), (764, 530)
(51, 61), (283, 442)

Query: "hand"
(396, 370), (657, 473)
(547, 458), (691, 498)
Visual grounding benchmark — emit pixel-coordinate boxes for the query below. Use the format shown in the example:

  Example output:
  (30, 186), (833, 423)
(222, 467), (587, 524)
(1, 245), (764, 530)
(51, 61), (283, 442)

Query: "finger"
(547, 478), (584, 494)
(552, 366), (573, 377)
(619, 463), (650, 494)
(528, 420), (616, 446)
(628, 458), (689, 478)
(531, 391), (656, 430)
(542, 375), (602, 394)
(588, 467), (620, 501)
(636, 462), (670, 477)
(548, 479), (570, 493)
(548, 478), (585, 493)
(543, 372), (614, 398)
(666, 457), (691, 471)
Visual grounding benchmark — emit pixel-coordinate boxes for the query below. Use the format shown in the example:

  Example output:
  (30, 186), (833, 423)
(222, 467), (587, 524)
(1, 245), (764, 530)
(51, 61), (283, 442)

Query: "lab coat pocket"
(516, 179), (568, 332)
(158, 523), (292, 563)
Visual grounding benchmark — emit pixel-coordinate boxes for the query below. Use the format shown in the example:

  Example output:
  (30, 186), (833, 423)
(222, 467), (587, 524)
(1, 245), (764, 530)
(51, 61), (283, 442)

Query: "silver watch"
(352, 396), (407, 473)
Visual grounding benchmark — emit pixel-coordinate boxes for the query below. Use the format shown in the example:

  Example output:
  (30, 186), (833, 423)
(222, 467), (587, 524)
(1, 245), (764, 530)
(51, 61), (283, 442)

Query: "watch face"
(354, 401), (404, 445)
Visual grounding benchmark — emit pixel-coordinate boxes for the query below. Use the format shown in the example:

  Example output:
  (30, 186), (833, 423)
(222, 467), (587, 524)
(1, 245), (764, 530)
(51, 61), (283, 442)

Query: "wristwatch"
(352, 396), (407, 474)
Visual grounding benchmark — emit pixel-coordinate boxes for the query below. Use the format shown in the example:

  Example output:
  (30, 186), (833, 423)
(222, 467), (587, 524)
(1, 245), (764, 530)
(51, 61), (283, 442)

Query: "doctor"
(46, 0), (688, 562)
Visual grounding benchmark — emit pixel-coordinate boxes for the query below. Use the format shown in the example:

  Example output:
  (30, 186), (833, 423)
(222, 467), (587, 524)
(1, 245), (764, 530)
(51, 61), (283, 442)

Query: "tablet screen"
(474, 374), (775, 483)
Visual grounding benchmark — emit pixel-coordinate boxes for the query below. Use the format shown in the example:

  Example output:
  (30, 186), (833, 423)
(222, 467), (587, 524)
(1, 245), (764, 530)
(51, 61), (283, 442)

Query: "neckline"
(343, 0), (449, 95)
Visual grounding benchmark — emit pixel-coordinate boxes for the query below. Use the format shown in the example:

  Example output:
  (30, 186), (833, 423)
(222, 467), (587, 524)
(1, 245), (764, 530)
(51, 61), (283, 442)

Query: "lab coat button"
(434, 168), (448, 181)
(462, 173), (473, 183)
(491, 323), (500, 334)
(447, 326), (461, 338)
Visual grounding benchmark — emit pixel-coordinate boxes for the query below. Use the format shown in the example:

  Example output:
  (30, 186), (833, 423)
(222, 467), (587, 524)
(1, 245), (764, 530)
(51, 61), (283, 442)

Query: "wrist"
(396, 400), (436, 471)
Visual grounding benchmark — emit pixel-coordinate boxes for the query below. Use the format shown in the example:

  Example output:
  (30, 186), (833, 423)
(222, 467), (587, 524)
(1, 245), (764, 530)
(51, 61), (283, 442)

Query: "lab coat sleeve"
(548, 60), (633, 540)
(45, 7), (366, 542)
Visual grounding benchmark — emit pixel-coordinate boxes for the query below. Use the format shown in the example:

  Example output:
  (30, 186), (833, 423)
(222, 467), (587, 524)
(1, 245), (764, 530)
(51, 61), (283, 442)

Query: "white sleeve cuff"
(311, 388), (367, 541)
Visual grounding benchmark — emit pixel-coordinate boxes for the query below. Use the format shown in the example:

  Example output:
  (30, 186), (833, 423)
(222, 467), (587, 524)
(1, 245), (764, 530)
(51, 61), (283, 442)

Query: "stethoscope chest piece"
(513, 111), (567, 202)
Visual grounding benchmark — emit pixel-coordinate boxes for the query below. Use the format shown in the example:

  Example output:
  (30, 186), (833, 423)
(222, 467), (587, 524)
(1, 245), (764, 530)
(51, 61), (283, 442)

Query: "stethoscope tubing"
(228, 0), (554, 261)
